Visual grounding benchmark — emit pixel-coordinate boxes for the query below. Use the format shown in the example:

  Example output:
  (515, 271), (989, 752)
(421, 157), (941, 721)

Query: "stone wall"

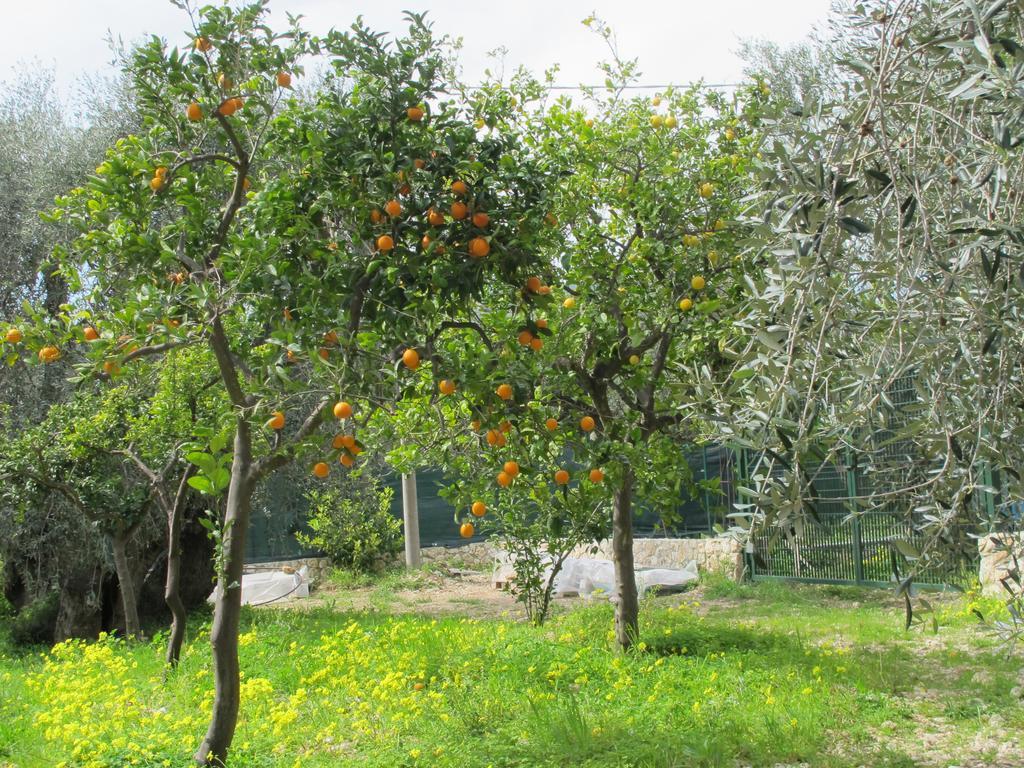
(245, 557), (332, 585)
(244, 543), (497, 586)
(572, 536), (744, 580)
(979, 533), (1022, 598)
(418, 542), (495, 569)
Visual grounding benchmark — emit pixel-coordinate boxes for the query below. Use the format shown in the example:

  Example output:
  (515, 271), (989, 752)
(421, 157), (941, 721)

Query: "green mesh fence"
(243, 446), (733, 563)
(745, 373), (987, 586)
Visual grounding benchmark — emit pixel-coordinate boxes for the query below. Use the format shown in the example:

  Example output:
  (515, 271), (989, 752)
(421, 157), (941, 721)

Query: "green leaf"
(188, 476), (215, 495)
(838, 217), (872, 236)
(893, 539), (920, 560)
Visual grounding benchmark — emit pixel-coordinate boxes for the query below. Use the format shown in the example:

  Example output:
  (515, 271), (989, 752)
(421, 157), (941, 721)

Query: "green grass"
(0, 578), (1019, 768)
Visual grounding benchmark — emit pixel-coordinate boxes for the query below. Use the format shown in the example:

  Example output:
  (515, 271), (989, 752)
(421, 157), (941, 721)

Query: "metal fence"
(741, 373), (989, 587)
(244, 445), (733, 563)
(244, 433), (990, 588)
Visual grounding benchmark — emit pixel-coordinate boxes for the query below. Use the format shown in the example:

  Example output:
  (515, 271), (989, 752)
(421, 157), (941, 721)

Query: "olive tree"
(716, 0), (1024, 618)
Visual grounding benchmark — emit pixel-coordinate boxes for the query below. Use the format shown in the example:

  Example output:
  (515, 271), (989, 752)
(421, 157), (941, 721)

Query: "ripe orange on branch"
(554, 469), (570, 485)
(186, 102), (203, 121)
(496, 471), (512, 488)
(580, 416), (596, 432)
(496, 383), (513, 400)
(468, 237), (490, 258)
(450, 201), (468, 220)
(377, 234), (395, 252)
(218, 98), (241, 117)
(276, 72), (292, 88)
(471, 501), (486, 517)
(472, 211), (490, 228)
(38, 346), (60, 363)
(402, 348), (420, 370)
(407, 106), (424, 122)
(460, 522), (475, 538)
(312, 462), (330, 479)
(503, 461), (520, 478)
(83, 327), (99, 342)
(438, 379), (456, 396)
(517, 330), (534, 346)
(545, 417), (558, 431)
(333, 401), (353, 420)
(266, 411), (285, 430)
(589, 468), (605, 483)
(4, 328), (23, 344)
(384, 199), (402, 218)
(427, 208), (446, 227)
(451, 180), (468, 196)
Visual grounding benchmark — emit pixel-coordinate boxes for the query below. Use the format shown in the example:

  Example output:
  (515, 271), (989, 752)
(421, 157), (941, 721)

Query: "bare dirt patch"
(258, 568), (526, 619)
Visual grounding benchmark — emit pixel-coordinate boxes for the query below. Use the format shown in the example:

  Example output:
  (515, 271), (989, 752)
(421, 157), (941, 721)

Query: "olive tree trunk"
(612, 467), (639, 650)
(194, 420), (254, 766)
(111, 529), (142, 639)
(165, 466), (195, 668)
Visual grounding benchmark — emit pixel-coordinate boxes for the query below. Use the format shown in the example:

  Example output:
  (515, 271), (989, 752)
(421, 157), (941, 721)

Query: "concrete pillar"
(402, 471), (421, 568)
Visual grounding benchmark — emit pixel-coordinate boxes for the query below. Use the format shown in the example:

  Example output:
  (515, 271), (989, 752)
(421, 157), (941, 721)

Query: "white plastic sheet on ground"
(494, 552), (699, 600)
(554, 556), (699, 599)
(208, 566), (310, 606)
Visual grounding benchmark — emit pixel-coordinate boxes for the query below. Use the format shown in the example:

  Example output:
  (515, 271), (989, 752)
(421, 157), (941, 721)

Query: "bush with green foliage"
(9, 591), (58, 646)
(297, 475), (399, 572)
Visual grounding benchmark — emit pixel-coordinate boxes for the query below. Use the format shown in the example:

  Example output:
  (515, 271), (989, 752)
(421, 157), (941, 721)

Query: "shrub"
(297, 475), (400, 572)
(9, 591), (58, 646)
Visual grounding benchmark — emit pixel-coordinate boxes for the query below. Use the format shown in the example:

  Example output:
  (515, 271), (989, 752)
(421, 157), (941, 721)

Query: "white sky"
(1, 0), (831, 97)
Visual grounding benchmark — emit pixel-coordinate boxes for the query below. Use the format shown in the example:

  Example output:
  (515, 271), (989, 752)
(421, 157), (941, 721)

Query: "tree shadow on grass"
(642, 619), (804, 659)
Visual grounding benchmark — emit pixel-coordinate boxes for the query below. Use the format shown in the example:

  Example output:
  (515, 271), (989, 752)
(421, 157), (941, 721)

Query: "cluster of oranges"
(149, 166), (169, 193)
(457, 408), (604, 537)
(648, 95), (679, 130)
(185, 38), (292, 123)
(267, 398), (365, 479)
(3, 327), (67, 364)
(373, 175), (493, 261)
(678, 275), (707, 313)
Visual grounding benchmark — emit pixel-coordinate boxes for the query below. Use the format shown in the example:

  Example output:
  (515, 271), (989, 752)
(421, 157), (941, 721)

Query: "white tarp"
(553, 556), (699, 599)
(493, 551), (699, 599)
(208, 566), (310, 606)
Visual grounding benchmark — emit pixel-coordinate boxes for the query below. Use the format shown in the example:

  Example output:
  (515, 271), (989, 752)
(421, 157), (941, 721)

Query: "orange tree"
(5, 3), (558, 763)
(426, 29), (765, 649)
(376, 334), (614, 625)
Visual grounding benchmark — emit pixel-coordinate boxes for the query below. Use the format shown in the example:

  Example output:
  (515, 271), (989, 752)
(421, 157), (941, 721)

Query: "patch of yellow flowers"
(10, 611), (851, 766)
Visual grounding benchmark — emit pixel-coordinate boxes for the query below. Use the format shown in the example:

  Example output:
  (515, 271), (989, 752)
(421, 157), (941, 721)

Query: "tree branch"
(251, 396), (332, 479)
(432, 320), (495, 353)
(122, 340), (190, 365)
(170, 152), (241, 175)
(209, 315), (248, 408)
